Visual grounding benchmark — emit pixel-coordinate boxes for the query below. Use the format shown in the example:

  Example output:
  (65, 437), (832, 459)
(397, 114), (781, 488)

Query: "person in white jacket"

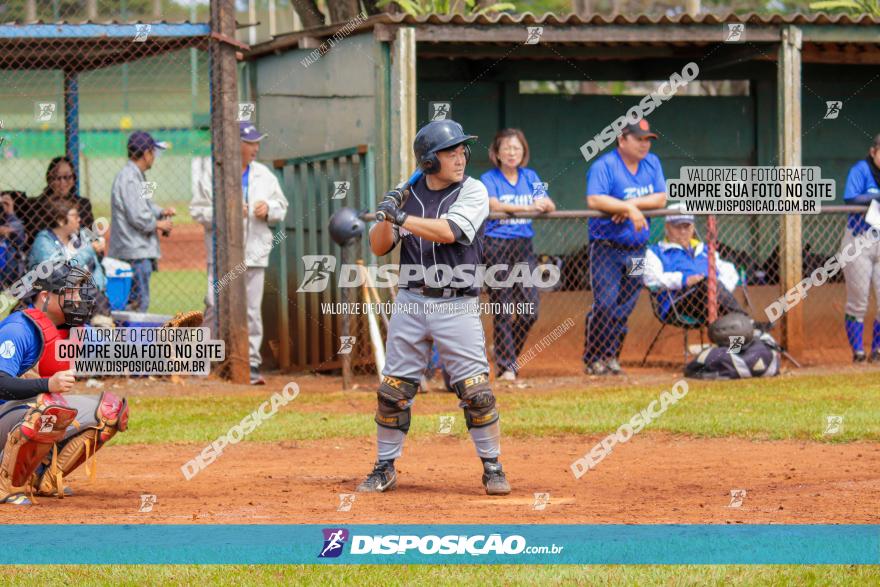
(643, 208), (744, 323)
(190, 122), (288, 384)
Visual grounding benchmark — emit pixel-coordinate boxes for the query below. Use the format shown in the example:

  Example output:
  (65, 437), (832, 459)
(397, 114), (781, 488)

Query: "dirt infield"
(3, 432), (877, 525)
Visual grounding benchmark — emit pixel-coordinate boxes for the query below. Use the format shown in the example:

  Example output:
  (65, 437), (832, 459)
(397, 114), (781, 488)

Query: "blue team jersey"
(480, 167), (547, 239)
(843, 160), (880, 235)
(586, 150), (666, 248)
(0, 312), (42, 404)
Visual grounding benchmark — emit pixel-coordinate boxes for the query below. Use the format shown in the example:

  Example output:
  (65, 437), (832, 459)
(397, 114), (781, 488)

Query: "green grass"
(116, 371), (880, 445)
(14, 371), (880, 582)
(5, 564), (879, 585)
(141, 269), (206, 317)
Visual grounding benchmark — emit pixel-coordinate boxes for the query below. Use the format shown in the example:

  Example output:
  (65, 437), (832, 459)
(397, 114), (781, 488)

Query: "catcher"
(0, 261), (129, 505)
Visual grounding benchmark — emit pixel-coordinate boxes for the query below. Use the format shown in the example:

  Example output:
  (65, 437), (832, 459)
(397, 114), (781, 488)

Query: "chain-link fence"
(0, 24), (212, 322)
(341, 208), (872, 381)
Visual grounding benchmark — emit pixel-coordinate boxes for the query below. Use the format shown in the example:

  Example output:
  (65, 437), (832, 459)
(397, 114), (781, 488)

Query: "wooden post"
(778, 26), (804, 357)
(391, 27), (417, 186)
(210, 0), (250, 384)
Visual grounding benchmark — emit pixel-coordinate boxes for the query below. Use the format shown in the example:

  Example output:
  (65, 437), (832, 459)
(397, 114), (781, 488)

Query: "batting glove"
(376, 199), (408, 226)
(383, 189), (406, 207)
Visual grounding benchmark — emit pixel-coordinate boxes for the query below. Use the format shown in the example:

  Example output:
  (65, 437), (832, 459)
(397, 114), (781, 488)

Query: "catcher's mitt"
(162, 311), (204, 328)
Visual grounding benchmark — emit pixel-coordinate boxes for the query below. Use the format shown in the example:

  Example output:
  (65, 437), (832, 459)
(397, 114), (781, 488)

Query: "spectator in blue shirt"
(481, 129), (555, 382)
(584, 120), (667, 375)
(841, 133), (880, 363)
(0, 193), (26, 289)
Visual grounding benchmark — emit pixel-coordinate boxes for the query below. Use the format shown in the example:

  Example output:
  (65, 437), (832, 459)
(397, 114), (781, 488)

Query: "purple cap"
(127, 130), (166, 152)
(239, 121), (267, 142)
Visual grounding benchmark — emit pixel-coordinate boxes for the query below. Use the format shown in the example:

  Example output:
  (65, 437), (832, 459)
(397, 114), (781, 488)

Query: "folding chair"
(640, 286), (708, 366)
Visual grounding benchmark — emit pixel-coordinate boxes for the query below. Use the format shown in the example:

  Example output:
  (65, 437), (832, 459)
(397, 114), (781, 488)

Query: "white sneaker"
(499, 370), (516, 382)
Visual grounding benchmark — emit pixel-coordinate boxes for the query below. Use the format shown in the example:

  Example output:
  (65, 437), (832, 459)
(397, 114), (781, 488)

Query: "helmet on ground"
(708, 312), (754, 348)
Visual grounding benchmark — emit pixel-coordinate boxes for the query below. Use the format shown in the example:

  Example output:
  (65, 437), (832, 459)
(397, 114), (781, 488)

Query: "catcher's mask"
(33, 261), (98, 327)
(708, 312), (754, 348)
(413, 119), (477, 175)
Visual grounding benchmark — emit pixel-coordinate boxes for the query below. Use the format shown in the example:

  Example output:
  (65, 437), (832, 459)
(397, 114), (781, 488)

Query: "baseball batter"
(0, 262), (128, 505)
(357, 119), (510, 495)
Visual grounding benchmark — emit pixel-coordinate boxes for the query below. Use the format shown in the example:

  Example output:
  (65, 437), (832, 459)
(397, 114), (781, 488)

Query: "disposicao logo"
(319, 528), (349, 558)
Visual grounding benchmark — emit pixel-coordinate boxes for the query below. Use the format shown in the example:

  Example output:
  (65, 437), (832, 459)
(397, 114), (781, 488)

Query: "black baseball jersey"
(391, 175), (489, 296)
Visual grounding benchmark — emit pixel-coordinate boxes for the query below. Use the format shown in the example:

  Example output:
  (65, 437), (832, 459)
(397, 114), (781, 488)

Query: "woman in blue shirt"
(480, 129), (555, 382)
(841, 134), (880, 362)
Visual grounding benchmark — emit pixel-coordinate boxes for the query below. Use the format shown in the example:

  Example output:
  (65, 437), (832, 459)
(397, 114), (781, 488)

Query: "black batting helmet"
(708, 312), (754, 348)
(328, 207), (365, 246)
(413, 120), (477, 175)
(33, 260), (98, 327)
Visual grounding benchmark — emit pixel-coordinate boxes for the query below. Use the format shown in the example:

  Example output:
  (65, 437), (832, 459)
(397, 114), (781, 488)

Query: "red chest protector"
(21, 308), (70, 377)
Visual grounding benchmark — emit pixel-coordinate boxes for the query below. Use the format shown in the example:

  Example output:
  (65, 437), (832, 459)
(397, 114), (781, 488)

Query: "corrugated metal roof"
(380, 11), (880, 26)
(248, 11), (880, 59)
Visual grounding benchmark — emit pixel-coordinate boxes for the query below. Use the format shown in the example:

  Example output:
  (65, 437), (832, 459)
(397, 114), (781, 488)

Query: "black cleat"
(357, 460), (397, 493)
(854, 351), (867, 363)
(870, 350), (880, 363)
(482, 461), (511, 496)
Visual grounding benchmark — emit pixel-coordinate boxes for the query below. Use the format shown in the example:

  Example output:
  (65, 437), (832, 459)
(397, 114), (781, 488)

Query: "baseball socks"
(871, 320), (880, 362)
(471, 422), (510, 495)
(845, 315), (865, 362)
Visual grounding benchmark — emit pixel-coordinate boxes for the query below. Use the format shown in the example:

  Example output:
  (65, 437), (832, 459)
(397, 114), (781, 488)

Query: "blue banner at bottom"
(0, 525), (876, 564)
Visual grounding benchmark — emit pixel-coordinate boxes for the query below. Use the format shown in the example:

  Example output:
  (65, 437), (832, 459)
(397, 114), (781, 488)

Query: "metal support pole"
(63, 69), (79, 195)
(778, 26), (804, 357)
(340, 242), (352, 390)
(210, 0), (250, 384)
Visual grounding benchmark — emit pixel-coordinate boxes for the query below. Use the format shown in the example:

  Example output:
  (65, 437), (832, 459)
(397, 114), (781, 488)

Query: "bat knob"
(375, 211), (386, 222)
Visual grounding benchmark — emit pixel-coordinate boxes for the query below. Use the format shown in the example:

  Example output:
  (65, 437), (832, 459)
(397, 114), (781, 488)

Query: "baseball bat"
(358, 261), (389, 330)
(360, 269), (386, 381)
(375, 168), (422, 223)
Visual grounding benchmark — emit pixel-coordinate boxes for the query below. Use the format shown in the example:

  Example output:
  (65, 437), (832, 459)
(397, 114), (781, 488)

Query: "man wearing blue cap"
(108, 130), (177, 312)
(190, 122), (288, 385)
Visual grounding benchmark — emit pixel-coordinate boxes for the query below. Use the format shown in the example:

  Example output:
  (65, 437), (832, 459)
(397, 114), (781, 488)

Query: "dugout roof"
(0, 22), (212, 70)
(249, 12), (880, 65)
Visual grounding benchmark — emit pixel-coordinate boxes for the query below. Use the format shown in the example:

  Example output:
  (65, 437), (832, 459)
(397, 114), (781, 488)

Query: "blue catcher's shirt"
(844, 159), (880, 235)
(586, 149), (666, 248)
(480, 167), (546, 239)
(0, 312), (42, 404)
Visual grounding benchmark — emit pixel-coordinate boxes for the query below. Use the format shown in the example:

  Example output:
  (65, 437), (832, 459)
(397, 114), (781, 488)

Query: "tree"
(327, 0), (363, 21)
(809, 0), (880, 16)
(292, 0), (326, 27)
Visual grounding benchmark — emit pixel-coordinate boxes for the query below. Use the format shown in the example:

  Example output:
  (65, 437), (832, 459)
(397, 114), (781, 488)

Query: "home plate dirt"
(1, 434), (877, 525)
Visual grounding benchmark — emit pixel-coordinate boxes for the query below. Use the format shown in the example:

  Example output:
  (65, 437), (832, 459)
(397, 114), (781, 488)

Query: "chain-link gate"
(326, 206), (872, 383)
(0, 23), (212, 322)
